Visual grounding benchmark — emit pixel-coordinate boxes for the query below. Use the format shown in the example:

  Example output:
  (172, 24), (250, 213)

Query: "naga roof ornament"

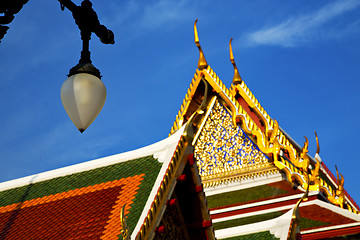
(288, 177), (310, 240)
(229, 38), (242, 84)
(328, 165), (346, 208)
(194, 19), (208, 70)
(314, 131), (322, 163)
(120, 204), (130, 240)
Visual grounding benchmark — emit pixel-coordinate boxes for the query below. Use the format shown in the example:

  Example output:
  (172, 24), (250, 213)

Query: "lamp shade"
(61, 73), (106, 133)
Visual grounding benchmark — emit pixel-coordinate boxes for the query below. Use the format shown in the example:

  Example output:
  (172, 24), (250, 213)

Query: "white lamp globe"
(61, 72), (106, 133)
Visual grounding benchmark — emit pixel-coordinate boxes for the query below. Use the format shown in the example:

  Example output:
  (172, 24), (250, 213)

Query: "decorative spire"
(300, 136), (309, 159)
(335, 165), (344, 190)
(327, 166), (345, 208)
(288, 178), (309, 240)
(334, 165), (345, 208)
(194, 19), (208, 70)
(315, 131), (320, 154)
(229, 38), (242, 84)
(120, 204), (130, 240)
(314, 131), (322, 163)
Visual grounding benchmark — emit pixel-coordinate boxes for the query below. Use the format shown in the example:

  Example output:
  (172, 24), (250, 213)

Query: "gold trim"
(202, 165), (279, 188)
(230, 82), (273, 133)
(184, 77), (210, 143)
(192, 95), (217, 145)
(169, 69), (203, 135)
(136, 136), (191, 240)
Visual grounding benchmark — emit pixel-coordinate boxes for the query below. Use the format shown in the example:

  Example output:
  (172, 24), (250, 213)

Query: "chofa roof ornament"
(314, 131), (322, 163)
(194, 19), (208, 70)
(288, 176), (309, 240)
(120, 204), (130, 240)
(229, 38), (243, 85)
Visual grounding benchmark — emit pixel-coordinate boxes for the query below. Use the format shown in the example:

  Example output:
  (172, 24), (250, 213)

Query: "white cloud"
(139, 0), (194, 30)
(102, 1), (140, 29)
(98, 0), (195, 42)
(244, 0), (360, 47)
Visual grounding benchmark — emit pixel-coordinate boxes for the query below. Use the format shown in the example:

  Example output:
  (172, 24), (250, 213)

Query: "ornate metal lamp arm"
(58, 0), (114, 43)
(58, 0), (114, 77)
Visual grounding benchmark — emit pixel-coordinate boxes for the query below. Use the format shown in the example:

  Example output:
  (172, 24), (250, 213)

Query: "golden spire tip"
(315, 131), (320, 154)
(229, 38), (242, 85)
(194, 19), (208, 70)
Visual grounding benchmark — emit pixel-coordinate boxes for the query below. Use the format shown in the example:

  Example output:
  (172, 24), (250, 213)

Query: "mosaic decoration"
(194, 99), (269, 178)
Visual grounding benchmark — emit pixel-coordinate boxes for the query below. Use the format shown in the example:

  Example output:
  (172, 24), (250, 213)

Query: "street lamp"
(59, 0), (114, 133)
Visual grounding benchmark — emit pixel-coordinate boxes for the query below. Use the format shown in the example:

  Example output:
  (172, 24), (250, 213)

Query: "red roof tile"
(0, 174), (144, 239)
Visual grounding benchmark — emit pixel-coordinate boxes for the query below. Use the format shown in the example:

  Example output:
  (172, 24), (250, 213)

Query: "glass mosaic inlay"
(194, 100), (269, 177)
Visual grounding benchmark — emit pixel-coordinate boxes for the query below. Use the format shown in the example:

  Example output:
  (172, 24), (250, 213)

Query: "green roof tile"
(207, 184), (288, 209)
(0, 155), (162, 239)
(214, 211), (284, 230)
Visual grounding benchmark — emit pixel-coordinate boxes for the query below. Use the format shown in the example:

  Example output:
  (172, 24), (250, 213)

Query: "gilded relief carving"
(194, 100), (269, 178)
(326, 166), (345, 209)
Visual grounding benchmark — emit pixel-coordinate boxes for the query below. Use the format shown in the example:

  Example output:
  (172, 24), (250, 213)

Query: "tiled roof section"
(0, 156), (162, 239)
(213, 208), (332, 232)
(207, 180), (302, 210)
(299, 205), (357, 231)
(213, 200), (360, 240)
(221, 231), (279, 240)
(213, 211), (284, 230)
(301, 222), (360, 240)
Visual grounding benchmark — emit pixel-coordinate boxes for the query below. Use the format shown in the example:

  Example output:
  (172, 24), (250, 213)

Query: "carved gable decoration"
(194, 98), (271, 185)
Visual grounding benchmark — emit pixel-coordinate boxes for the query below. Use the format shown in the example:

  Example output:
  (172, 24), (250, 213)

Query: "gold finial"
(300, 136), (309, 159)
(288, 175), (309, 240)
(334, 165), (345, 208)
(229, 38), (242, 84)
(120, 204), (130, 240)
(315, 131), (320, 154)
(335, 165), (344, 189)
(327, 165), (345, 208)
(194, 19), (208, 70)
(303, 136), (309, 153)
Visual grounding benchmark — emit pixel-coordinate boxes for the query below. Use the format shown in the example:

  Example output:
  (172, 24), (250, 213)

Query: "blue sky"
(1, 0), (360, 204)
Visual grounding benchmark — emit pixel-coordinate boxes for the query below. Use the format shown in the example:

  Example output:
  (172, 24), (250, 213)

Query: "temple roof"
(167, 21), (360, 238)
(0, 126), (197, 239)
(170, 62), (359, 214)
(1, 20), (359, 240)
